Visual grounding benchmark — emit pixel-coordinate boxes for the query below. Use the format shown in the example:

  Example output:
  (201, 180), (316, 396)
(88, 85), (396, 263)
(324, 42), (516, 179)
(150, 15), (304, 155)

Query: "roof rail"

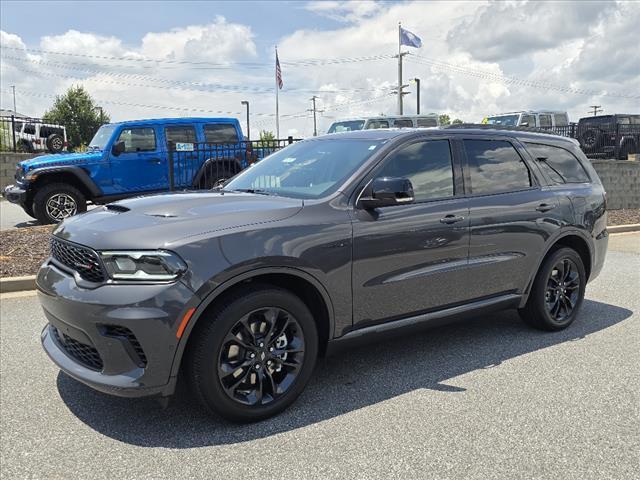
(443, 123), (565, 137)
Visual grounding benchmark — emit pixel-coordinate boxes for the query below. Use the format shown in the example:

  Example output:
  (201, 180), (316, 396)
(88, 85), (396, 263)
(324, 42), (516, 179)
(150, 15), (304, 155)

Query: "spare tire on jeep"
(46, 134), (64, 153)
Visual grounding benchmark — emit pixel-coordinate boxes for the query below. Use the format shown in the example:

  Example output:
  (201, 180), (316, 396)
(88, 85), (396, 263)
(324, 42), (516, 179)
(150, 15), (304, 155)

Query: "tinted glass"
(117, 128), (156, 152)
(417, 117), (438, 127)
(539, 115), (552, 127)
(327, 120), (365, 133)
(23, 124), (36, 135)
(524, 143), (590, 184)
(464, 139), (531, 194)
(225, 139), (385, 199)
(377, 140), (454, 201)
(204, 124), (239, 143)
(165, 125), (196, 144)
(394, 119), (413, 128)
(366, 120), (389, 129)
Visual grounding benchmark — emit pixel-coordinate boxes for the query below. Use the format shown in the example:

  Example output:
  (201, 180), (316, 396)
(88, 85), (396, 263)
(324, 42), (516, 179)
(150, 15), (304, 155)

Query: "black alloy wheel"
(519, 247), (586, 331)
(218, 307), (306, 406)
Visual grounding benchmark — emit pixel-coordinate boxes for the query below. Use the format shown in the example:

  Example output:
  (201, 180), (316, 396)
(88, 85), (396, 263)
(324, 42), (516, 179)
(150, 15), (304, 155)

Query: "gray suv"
(38, 126), (608, 422)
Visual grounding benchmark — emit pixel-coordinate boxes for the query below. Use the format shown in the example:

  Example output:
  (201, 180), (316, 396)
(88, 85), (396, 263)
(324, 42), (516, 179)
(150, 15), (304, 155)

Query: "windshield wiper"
(229, 188), (275, 196)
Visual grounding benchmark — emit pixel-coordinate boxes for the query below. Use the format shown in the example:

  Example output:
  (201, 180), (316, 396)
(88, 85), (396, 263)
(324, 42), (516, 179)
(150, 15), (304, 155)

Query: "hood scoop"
(104, 204), (130, 213)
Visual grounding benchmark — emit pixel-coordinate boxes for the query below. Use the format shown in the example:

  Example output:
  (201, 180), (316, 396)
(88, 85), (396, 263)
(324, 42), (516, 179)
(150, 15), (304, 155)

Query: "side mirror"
(111, 141), (126, 156)
(359, 177), (415, 209)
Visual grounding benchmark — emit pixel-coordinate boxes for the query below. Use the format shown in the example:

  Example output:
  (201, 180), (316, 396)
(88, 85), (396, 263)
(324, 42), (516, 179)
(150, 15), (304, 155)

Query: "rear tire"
(32, 183), (87, 224)
(519, 247), (586, 331)
(186, 285), (318, 422)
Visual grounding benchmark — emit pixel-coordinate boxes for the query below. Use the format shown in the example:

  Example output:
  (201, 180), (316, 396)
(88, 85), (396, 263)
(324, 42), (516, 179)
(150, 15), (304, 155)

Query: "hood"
(54, 191), (304, 250)
(20, 151), (104, 171)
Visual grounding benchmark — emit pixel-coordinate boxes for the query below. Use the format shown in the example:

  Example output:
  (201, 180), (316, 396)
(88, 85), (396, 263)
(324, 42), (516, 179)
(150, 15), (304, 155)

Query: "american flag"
(275, 50), (283, 90)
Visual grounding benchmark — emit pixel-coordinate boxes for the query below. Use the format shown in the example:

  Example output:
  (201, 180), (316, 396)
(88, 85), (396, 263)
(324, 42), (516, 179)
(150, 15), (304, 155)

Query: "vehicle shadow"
(56, 299), (632, 448)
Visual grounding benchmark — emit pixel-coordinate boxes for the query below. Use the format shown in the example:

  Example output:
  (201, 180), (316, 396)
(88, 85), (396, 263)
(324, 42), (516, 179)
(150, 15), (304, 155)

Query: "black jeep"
(577, 114), (640, 159)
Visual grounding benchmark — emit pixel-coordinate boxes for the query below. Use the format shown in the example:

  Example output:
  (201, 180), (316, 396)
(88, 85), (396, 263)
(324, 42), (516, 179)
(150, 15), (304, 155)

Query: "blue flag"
(400, 27), (422, 48)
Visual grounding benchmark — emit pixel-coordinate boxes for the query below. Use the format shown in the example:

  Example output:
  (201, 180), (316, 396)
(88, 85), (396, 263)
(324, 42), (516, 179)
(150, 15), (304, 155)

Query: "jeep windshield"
(486, 115), (519, 126)
(88, 124), (117, 150)
(327, 120), (365, 133)
(224, 138), (384, 199)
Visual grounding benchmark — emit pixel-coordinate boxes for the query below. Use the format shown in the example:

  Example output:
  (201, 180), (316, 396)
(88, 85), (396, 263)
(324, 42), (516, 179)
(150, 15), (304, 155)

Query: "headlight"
(99, 250), (187, 281)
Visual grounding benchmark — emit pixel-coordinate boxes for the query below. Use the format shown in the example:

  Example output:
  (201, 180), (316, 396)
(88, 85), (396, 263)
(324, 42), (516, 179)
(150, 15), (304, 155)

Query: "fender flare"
(28, 165), (102, 197)
(519, 227), (594, 307)
(168, 266), (336, 378)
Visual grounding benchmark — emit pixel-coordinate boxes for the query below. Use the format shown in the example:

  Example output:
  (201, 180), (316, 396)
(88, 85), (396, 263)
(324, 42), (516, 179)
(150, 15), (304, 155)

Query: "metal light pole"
(10, 85), (16, 113)
(411, 78), (420, 114)
(241, 100), (250, 140)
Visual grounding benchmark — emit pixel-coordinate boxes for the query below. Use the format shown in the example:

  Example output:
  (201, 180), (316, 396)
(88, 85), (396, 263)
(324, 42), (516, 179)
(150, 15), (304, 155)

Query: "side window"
(520, 115), (536, 127)
(203, 124), (239, 143)
(366, 120), (389, 129)
(393, 119), (413, 128)
(464, 139), (531, 195)
(165, 125), (196, 144)
(554, 114), (568, 126)
(23, 124), (36, 135)
(416, 117), (438, 127)
(539, 114), (552, 127)
(524, 143), (590, 184)
(377, 140), (454, 201)
(117, 127), (156, 153)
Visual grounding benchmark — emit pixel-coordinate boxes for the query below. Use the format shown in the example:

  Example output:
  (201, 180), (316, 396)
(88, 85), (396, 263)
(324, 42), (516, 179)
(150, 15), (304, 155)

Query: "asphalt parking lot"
(1, 233), (638, 479)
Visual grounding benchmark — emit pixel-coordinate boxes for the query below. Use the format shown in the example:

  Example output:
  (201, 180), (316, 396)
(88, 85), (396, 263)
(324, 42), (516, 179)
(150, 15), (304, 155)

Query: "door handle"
(440, 214), (465, 224)
(536, 203), (557, 212)
(147, 158), (162, 165)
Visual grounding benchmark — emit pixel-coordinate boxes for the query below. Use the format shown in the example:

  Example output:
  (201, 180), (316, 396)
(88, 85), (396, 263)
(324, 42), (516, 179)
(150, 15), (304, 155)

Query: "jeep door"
(351, 137), (470, 328)
(109, 125), (168, 193)
(459, 137), (571, 298)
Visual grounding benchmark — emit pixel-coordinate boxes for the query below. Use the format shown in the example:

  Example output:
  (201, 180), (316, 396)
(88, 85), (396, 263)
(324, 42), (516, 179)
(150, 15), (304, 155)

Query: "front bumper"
(37, 260), (196, 398)
(2, 184), (27, 205)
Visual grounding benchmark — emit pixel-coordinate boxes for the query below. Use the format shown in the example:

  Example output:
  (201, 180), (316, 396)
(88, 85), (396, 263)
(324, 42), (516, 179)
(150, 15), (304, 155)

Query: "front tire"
(186, 285), (318, 422)
(519, 247), (586, 331)
(32, 183), (87, 224)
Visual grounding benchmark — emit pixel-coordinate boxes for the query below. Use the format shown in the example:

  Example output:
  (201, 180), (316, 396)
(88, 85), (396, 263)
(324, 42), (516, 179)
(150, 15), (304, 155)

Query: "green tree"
(452, 118), (464, 125)
(42, 86), (110, 149)
(439, 114), (451, 126)
(258, 130), (276, 147)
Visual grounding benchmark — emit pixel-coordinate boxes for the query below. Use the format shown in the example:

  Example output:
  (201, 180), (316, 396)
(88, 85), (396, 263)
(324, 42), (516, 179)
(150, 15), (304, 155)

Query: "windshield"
(89, 124), (117, 149)
(486, 115), (519, 126)
(224, 139), (385, 199)
(327, 120), (365, 133)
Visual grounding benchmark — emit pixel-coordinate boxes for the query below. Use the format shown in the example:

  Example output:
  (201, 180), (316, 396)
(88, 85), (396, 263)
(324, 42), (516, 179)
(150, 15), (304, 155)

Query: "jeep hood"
(20, 151), (103, 171)
(54, 191), (303, 250)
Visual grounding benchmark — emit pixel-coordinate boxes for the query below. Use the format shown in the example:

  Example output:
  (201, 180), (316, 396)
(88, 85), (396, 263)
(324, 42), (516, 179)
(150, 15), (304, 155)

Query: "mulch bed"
(1, 209), (639, 278)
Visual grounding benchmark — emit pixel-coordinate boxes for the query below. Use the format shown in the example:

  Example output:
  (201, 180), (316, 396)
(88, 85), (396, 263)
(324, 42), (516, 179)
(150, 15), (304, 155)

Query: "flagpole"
(398, 22), (403, 115)
(275, 46), (280, 139)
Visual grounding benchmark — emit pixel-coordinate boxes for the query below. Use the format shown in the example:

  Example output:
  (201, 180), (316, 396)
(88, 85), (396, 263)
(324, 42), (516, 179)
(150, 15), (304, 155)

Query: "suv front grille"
(50, 237), (106, 283)
(52, 326), (103, 371)
(103, 325), (148, 367)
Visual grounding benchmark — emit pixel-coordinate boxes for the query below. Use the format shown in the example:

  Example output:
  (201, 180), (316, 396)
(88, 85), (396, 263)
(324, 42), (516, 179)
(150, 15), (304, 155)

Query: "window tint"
(539, 114), (552, 127)
(23, 124), (36, 135)
(165, 125), (196, 144)
(554, 114), (568, 126)
(117, 128), (156, 152)
(524, 143), (590, 184)
(366, 120), (389, 129)
(377, 140), (454, 201)
(204, 124), (239, 143)
(416, 117), (438, 127)
(464, 139), (531, 194)
(520, 115), (536, 127)
(394, 119), (413, 128)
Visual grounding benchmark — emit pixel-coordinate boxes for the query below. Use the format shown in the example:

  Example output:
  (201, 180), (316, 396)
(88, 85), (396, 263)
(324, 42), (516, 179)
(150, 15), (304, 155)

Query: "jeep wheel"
(199, 167), (234, 189)
(579, 129), (601, 152)
(519, 247), (586, 331)
(46, 134), (64, 154)
(186, 285), (318, 422)
(33, 183), (87, 224)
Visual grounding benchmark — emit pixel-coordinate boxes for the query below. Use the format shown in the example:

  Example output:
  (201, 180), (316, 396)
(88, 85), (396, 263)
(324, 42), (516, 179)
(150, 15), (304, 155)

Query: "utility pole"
(307, 96), (324, 136)
(588, 105), (603, 116)
(10, 85), (16, 114)
(241, 100), (250, 140)
(411, 78), (420, 114)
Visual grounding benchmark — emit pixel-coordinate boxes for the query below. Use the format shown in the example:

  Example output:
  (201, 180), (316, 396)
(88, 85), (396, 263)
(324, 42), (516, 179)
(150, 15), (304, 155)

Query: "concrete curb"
(0, 275), (36, 293)
(608, 223), (640, 234)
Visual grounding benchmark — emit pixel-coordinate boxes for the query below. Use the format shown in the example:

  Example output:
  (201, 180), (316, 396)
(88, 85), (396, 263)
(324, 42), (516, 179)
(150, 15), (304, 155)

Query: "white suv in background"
(327, 114), (440, 133)
(484, 111), (569, 128)
(14, 121), (68, 153)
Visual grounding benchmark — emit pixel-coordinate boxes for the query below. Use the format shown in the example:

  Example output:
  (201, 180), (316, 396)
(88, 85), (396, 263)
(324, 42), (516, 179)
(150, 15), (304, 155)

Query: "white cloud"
(305, 1), (383, 23)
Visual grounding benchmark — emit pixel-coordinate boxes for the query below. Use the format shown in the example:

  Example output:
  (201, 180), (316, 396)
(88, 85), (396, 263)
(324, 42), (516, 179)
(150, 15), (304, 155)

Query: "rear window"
(416, 117), (438, 127)
(524, 143), (590, 184)
(464, 139), (531, 195)
(204, 124), (239, 143)
(165, 125), (196, 144)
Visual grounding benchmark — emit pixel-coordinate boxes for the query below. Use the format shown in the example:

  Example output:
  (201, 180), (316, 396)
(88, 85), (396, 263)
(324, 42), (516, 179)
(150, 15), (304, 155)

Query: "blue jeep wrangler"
(3, 117), (247, 224)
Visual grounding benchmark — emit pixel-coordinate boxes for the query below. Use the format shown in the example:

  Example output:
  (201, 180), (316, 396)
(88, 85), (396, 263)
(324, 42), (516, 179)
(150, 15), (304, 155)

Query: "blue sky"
(1, 1), (638, 137)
